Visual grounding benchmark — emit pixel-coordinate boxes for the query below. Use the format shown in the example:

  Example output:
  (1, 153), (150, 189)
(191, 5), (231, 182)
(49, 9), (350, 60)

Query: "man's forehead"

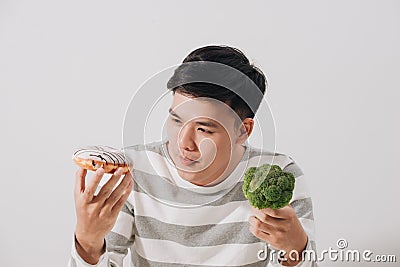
(170, 93), (237, 124)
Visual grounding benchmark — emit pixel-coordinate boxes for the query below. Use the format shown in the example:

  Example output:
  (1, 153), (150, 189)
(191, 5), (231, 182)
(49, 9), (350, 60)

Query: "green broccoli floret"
(242, 164), (295, 209)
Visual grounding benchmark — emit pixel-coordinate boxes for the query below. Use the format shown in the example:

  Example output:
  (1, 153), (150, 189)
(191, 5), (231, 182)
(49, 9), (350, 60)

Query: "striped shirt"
(69, 140), (317, 267)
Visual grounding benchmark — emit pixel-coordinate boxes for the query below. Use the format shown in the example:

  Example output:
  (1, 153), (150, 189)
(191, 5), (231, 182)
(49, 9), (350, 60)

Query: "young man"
(69, 46), (316, 266)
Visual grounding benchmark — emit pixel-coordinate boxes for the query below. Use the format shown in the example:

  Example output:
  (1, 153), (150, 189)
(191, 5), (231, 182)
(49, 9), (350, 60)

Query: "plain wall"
(1, 0), (399, 266)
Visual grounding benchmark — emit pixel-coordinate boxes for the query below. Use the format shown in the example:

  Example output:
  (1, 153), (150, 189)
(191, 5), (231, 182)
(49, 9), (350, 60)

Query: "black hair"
(167, 45), (267, 121)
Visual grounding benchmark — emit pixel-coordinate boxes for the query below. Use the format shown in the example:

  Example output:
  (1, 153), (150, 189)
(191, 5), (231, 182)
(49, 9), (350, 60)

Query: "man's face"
(166, 92), (243, 186)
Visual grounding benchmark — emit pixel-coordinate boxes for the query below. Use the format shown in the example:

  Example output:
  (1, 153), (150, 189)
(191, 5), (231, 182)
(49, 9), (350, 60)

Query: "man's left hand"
(249, 205), (308, 266)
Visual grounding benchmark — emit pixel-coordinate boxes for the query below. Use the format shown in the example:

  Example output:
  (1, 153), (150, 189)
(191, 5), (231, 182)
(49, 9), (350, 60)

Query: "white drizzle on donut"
(73, 145), (131, 166)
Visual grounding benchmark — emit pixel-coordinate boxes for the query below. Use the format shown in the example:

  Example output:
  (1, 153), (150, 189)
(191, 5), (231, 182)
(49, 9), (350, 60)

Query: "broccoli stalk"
(242, 164), (295, 209)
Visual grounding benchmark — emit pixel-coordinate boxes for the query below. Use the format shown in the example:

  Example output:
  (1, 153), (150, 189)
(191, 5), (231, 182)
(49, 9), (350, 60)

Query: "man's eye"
(197, 128), (213, 134)
(171, 117), (181, 123)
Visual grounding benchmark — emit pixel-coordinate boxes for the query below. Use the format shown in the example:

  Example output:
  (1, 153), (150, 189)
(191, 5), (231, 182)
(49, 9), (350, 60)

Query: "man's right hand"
(73, 167), (133, 264)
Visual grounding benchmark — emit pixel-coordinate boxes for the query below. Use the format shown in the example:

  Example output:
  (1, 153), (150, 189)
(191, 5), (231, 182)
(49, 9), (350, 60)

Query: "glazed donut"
(72, 145), (132, 174)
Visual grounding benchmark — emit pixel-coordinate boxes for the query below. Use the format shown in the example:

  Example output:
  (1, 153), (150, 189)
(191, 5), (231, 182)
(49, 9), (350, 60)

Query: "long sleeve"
(68, 202), (135, 267)
(266, 158), (318, 267)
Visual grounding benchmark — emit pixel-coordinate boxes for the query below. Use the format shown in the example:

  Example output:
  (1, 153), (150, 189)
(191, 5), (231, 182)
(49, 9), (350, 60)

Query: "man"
(69, 45), (316, 266)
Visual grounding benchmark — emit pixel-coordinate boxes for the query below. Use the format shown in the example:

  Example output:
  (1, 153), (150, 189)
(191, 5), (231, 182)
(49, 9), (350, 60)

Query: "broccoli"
(242, 164), (295, 209)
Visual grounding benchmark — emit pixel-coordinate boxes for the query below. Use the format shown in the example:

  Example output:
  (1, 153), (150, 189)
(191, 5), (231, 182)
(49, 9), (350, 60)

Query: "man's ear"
(235, 118), (254, 145)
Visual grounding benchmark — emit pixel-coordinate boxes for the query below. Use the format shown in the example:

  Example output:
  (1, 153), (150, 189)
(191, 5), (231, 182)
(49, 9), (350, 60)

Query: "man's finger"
(111, 178), (133, 215)
(74, 168), (87, 196)
(94, 168), (125, 202)
(105, 173), (133, 208)
(259, 205), (292, 219)
(249, 216), (274, 234)
(249, 224), (271, 243)
(250, 207), (283, 227)
(83, 168), (105, 202)
(100, 171), (130, 206)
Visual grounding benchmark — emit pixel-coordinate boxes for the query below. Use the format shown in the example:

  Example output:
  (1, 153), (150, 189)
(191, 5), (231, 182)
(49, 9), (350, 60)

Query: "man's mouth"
(179, 155), (199, 166)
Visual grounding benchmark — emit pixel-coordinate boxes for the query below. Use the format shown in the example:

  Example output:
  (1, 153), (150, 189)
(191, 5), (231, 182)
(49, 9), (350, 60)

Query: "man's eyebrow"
(195, 121), (219, 128)
(169, 108), (219, 128)
(169, 108), (182, 119)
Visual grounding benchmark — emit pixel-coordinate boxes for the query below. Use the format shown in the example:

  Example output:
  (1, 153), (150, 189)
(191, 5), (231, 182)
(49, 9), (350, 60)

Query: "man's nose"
(178, 124), (196, 151)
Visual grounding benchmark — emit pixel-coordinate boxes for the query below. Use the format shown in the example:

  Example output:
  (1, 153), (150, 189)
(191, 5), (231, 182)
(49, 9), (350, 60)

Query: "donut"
(72, 145), (132, 174)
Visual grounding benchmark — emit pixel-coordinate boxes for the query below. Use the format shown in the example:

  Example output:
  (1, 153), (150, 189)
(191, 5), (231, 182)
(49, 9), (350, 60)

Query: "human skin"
(73, 92), (307, 265)
(74, 168), (133, 264)
(165, 92), (253, 186)
(249, 206), (308, 266)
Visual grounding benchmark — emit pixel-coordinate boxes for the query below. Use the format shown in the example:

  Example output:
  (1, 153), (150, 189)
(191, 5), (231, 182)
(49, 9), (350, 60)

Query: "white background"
(1, 1), (399, 266)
